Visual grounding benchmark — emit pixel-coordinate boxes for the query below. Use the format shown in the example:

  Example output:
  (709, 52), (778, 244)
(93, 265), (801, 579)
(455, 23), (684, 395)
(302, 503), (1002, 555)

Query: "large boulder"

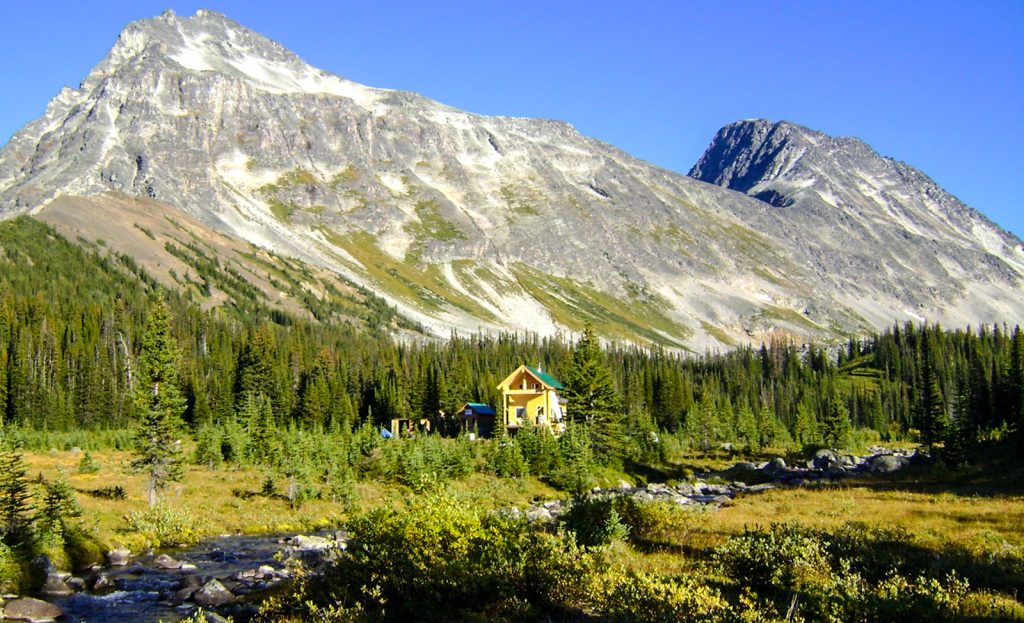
(86, 570), (117, 593)
(286, 535), (334, 551)
(868, 454), (904, 474)
(3, 597), (64, 622)
(106, 548), (131, 566)
(193, 579), (235, 607)
(762, 457), (788, 477)
(153, 554), (182, 570)
(812, 449), (840, 469)
(38, 574), (73, 597)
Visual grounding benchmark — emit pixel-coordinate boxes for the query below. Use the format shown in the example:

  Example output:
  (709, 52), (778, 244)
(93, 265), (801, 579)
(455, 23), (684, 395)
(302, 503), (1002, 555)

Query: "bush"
(716, 524), (830, 596)
(602, 572), (733, 623)
(0, 543), (22, 593)
(714, 523), (1022, 623)
(278, 494), (601, 622)
(614, 497), (704, 551)
(561, 493), (629, 549)
(123, 504), (202, 547)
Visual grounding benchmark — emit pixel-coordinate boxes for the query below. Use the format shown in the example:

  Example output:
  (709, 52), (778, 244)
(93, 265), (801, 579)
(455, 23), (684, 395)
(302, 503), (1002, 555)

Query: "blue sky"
(1, 1), (1022, 238)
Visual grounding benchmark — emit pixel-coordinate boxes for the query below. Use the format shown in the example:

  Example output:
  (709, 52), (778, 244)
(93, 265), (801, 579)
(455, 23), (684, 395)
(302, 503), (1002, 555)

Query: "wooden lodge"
(496, 364), (567, 436)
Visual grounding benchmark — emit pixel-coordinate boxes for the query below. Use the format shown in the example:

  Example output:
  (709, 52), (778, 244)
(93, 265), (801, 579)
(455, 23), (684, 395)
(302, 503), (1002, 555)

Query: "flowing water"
(51, 532), (317, 623)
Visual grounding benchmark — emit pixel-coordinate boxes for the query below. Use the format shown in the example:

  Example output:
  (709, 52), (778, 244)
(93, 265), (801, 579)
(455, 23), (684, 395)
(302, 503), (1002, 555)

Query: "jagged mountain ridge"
(0, 9), (1021, 348)
(690, 120), (1024, 325)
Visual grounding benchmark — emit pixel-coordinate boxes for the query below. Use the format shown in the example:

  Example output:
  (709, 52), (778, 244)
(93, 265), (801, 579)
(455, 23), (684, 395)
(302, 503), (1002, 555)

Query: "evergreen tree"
(243, 392), (280, 466)
(192, 424), (223, 470)
(686, 389), (718, 451)
(1010, 327), (1024, 444)
(0, 443), (33, 545)
(130, 298), (186, 507)
(553, 421), (593, 495)
(564, 323), (623, 461)
(820, 390), (851, 449)
(36, 475), (82, 538)
(792, 398), (819, 447)
(919, 361), (948, 450)
(944, 377), (972, 467)
(736, 404), (760, 451)
(492, 433), (529, 478)
(0, 350), (7, 422)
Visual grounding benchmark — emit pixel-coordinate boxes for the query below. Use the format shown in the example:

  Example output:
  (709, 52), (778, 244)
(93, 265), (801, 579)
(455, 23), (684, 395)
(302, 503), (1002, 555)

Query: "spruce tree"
(130, 298), (186, 507)
(686, 389), (718, 451)
(0, 442), (33, 545)
(820, 389), (851, 449)
(736, 404), (760, 451)
(917, 332), (949, 450)
(36, 475), (82, 538)
(243, 392), (280, 466)
(1010, 327), (1024, 444)
(564, 323), (623, 461)
(792, 398), (819, 448)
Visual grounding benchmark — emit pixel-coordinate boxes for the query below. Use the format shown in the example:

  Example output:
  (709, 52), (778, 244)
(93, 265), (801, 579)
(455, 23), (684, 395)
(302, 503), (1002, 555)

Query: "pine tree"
(492, 433), (529, 478)
(130, 298), (186, 507)
(820, 389), (851, 449)
(944, 377), (972, 467)
(686, 389), (718, 451)
(0, 443), (34, 545)
(36, 475), (82, 538)
(1010, 327), (1024, 444)
(736, 404), (760, 451)
(192, 424), (223, 470)
(243, 392), (280, 466)
(916, 331), (949, 450)
(564, 323), (624, 461)
(554, 421), (593, 495)
(792, 398), (819, 447)
(0, 350), (7, 422)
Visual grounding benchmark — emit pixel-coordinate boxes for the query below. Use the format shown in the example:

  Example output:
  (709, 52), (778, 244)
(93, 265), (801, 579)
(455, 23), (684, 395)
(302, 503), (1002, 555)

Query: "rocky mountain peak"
(1, 12), (1021, 350)
(84, 9), (381, 105)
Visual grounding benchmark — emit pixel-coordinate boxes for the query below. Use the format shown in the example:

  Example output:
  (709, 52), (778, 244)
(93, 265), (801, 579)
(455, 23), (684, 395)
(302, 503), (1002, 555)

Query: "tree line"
(1, 217), (1022, 470)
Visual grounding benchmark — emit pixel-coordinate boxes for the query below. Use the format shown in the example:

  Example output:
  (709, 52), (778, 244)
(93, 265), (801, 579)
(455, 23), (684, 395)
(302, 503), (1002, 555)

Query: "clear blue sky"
(2, 1), (1022, 239)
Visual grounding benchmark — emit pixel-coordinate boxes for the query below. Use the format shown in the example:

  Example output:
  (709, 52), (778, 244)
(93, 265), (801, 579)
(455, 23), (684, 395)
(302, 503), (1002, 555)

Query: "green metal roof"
(526, 365), (564, 390)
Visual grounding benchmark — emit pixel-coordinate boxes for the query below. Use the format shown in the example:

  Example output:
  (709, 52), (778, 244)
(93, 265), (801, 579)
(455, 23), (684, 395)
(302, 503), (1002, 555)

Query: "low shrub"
(602, 571), (734, 623)
(715, 523), (1024, 622)
(613, 496), (704, 551)
(0, 543), (22, 593)
(265, 494), (600, 622)
(123, 504), (202, 547)
(561, 493), (628, 549)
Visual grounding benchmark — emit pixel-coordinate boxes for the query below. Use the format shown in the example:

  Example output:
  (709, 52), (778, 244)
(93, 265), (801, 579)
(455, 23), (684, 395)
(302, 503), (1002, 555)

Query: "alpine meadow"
(0, 7), (1021, 623)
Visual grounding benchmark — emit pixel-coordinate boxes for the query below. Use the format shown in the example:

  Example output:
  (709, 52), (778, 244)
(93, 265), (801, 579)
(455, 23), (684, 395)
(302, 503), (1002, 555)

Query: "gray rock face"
(690, 120), (1024, 331)
(1, 11), (1021, 348)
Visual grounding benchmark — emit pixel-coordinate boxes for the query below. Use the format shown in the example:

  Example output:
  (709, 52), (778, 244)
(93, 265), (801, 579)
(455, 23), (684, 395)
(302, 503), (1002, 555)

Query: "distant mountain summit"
(1, 11), (1021, 348)
(690, 119), (1024, 325)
